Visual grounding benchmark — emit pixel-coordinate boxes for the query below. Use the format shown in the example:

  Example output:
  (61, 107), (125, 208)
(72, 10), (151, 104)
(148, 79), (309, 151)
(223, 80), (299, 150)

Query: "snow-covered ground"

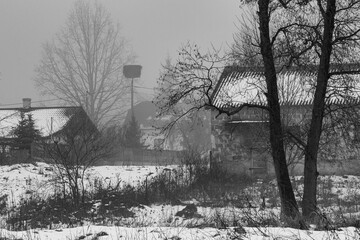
(0, 162), (360, 239)
(0, 162), (173, 205)
(1, 225), (360, 240)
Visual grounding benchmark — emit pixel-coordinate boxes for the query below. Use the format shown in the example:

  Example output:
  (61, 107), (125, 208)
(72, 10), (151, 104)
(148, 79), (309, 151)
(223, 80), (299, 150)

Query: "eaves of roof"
(211, 64), (360, 110)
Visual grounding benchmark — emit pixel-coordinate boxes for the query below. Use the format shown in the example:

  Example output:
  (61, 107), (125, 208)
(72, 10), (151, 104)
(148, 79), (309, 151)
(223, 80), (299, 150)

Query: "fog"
(0, 0), (239, 107)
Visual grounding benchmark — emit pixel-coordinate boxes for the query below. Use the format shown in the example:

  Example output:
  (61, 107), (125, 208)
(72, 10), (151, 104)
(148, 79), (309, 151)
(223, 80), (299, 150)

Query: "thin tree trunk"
(302, 0), (336, 219)
(258, 0), (301, 221)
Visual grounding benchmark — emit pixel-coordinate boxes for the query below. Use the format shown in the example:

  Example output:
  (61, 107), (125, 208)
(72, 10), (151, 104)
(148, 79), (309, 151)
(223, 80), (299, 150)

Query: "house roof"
(124, 101), (158, 128)
(0, 106), (87, 138)
(124, 101), (173, 129)
(211, 64), (360, 110)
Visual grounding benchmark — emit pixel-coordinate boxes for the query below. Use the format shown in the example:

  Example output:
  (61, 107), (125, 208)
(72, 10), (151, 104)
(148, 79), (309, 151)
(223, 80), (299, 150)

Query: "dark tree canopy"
(122, 115), (143, 149)
(11, 112), (42, 152)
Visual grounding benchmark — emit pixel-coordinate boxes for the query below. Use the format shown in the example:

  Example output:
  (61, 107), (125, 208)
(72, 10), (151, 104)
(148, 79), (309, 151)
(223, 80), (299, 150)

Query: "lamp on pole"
(123, 65), (142, 118)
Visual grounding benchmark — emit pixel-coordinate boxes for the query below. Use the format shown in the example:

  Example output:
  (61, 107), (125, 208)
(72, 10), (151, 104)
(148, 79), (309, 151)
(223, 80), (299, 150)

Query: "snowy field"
(0, 162), (360, 239)
(0, 162), (173, 205)
(1, 225), (360, 240)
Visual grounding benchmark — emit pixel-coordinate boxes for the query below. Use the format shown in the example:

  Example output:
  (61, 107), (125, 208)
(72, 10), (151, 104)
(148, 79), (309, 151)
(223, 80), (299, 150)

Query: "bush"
(4, 154), (261, 230)
(6, 182), (141, 230)
(6, 194), (89, 230)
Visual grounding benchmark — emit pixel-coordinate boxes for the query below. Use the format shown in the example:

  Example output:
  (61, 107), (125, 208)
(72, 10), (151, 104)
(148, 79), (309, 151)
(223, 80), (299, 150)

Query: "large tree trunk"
(258, 0), (300, 220)
(302, 0), (336, 219)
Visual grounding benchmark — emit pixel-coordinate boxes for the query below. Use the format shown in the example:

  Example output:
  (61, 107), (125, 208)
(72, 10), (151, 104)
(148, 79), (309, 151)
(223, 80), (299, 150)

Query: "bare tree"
(155, 42), (231, 122)
(156, 0), (360, 224)
(41, 113), (117, 206)
(155, 41), (303, 222)
(35, 0), (135, 126)
(234, 0), (360, 220)
(302, 0), (360, 219)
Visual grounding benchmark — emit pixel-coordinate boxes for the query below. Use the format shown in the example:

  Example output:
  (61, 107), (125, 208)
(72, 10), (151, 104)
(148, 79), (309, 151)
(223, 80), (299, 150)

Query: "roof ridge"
(212, 64), (360, 110)
(0, 106), (82, 111)
(225, 63), (360, 75)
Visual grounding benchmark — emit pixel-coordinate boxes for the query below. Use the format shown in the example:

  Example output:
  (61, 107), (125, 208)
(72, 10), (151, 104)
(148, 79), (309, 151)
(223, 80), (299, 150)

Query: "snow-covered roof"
(212, 64), (360, 110)
(0, 107), (85, 138)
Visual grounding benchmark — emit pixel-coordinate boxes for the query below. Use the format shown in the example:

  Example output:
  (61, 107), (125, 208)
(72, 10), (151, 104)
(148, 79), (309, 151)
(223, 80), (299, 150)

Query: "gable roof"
(124, 101), (158, 128)
(123, 101), (176, 130)
(0, 106), (90, 138)
(212, 64), (360, 110)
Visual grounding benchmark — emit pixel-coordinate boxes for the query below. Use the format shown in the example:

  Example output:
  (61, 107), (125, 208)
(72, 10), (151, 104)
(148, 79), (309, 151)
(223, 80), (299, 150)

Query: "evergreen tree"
(11, 112), (42, 153)
(122, 115), (143, 148)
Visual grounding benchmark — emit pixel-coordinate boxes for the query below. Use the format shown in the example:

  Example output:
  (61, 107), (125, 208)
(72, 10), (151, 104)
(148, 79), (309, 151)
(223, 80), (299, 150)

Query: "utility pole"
(131, 78), (134, 117)
(123, 65), (142, 118)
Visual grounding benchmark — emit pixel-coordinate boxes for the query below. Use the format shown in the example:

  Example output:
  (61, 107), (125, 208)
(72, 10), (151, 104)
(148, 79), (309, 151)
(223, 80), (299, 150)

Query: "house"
(118, 101), (212, 166)
(124, 101), (211, 152)
(123, 101), (170, 149)
(210, 65), (360, 176)
(114, 101), (184, 165)
(123, 101), (184, 150)
(0, 98), (96, 163)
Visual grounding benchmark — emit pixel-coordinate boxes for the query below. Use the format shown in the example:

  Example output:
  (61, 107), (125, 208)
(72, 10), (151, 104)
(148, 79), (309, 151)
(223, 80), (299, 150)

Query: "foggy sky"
(0, 0), (240, 107)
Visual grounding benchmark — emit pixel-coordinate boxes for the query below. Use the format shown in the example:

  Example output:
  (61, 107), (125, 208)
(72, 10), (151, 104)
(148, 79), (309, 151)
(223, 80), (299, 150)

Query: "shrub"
(6, 194), (90, 230)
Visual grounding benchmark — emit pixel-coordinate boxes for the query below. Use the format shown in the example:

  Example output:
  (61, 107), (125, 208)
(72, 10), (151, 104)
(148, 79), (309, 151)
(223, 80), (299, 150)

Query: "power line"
(0, 86), (154, 107)
(0, 98), (61, 107)
(133, 85), (154, 90)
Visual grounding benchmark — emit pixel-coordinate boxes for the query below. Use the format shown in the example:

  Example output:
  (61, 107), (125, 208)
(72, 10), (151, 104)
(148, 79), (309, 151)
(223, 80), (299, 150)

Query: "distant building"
(210, 65), (360, 176)
(123, 101), (183, 150)
(0, 98), (96, 162)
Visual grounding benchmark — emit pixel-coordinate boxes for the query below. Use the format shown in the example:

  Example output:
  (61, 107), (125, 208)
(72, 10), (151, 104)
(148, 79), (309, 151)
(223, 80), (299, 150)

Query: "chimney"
(22, 98), (31, 109)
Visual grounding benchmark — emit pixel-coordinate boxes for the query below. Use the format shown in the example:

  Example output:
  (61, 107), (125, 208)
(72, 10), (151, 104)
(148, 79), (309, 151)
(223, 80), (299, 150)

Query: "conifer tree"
(11, 112), (42, 154)
(122, 115), (143, 148)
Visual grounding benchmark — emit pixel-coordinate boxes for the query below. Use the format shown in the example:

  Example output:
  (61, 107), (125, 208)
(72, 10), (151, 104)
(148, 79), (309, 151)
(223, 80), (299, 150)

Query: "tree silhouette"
(35, 0), (135, 126)
(156, 0), (360, 223)
(11, 112), (42, 155)
(122, 115), (143, 148)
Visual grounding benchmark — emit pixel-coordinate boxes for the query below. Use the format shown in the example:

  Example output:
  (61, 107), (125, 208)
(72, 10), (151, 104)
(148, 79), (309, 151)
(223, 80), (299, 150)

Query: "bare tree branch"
(35, 1), (135, 127)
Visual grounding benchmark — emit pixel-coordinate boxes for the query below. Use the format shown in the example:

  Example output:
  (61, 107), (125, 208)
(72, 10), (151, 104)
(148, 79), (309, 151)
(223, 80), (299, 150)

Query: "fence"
(101, 148), (184, 166)
(1, 143), (184, 167)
